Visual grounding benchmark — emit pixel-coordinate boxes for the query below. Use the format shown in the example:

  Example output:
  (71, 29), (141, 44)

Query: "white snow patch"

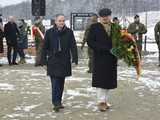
(139, 77), (160, 91)
(134, 86), (146, 91)
(31, 73), (46, 76)
(26, 56), (35, 64)
(118, 65), (160, 92)
(0, 83), (15, 91)
(23, 104), (42, 112)
(66, 90), (89, 97)
(76, 87), (96, 93)
(66, 77), (89, 82)
(20, 91), (41, 95)
(0, 57), (8, 64)
(4, 113), (27, 118)
(14, 104), (42, 112)
(86, 101), (96, 109)
(145, 43), (158, 52)
(35, 114), (46, 119)
(0, 56), (35, 64)
(145, 52), (158, 58)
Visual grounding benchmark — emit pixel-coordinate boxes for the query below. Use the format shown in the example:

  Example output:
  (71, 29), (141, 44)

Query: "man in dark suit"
(41, 14), (78, 112)
(4, 16), (19, 65)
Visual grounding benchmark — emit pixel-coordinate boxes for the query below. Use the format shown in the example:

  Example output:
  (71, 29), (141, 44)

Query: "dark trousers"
(7, 45), (17, 64)
(50, 76), (65, 106)
(157, 45), (160, 65)
(35, 38), (43, 65)
(18, 49), (25, 59)
(136, 40), (142, 59)
(88, 48), (93, 72)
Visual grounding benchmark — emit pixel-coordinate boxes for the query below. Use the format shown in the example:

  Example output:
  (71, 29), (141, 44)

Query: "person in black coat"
(41, 14), (78, 112)
(0, 17), (4, 66)
(87, 8), (119, 112)
(4, 16), (19, 65)
(17, 19), (28, 64)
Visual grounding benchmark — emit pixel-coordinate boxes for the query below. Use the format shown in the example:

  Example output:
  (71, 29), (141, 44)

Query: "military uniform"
(154, 21), (160, 65)
(34, 21), (45, 66)
(81, 18), (97, 73)
(128, 22), (147, 57)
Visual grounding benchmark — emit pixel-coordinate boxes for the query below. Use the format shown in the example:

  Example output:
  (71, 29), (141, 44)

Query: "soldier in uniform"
(154, 21), (160, 66)
(81, 14), (98, 73)
(128, 15), (147, 58)
(33, 17), (45, 66)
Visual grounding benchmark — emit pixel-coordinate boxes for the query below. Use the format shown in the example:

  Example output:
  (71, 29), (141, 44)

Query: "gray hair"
(55, 14), (65, 19)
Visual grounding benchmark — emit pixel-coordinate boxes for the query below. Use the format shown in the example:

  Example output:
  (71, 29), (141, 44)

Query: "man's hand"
(81, 46), (84, 50)
(72, 61), (78, 68)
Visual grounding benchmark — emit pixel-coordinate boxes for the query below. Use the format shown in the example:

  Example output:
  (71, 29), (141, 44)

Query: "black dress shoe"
(34, 64), (42, 67)
(0, 64), (2, 67)
(53, 106), (60, 112)
(87, 70), (92, 73)
(12, 63), (18, 65)
(53, 104), (65, 112)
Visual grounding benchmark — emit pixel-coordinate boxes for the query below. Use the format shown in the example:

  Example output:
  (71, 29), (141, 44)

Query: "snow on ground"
(144, 43), (158, 52)
(146, 52), (158, 58)
(0, 55), (35, 64)
(0, 57), (160, 119)
(66, 89), (89, 97)
(13, 104), (42, 112)
(1, 56), (160, 94)
(118, 65), (160, 93)
(0, 83), (15, 91)
(0, 54), (160, 94)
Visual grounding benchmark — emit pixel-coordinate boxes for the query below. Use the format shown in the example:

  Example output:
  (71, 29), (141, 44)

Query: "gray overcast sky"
(0, 0), (30, 7)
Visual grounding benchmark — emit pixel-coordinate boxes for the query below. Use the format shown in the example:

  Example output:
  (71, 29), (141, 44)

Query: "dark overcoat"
(41, 26), (78, 77)
(4, 22), (19, 46)
(17, 23), (28, 49)
(87, 23), (118, 89)
(0, 28), (4, 53)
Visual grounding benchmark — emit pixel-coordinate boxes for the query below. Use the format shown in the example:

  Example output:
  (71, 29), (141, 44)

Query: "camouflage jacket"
(154, 21), (160, 44)
(81, 21), (97, 49)
(128, 22), (147, 41)
(34, 22), (45, 41)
